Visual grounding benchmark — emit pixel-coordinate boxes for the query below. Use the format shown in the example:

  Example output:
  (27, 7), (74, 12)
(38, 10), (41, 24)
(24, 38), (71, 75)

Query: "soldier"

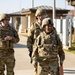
(32, 18), (65, 75)
(0, 13), (20, 75)
(27, 8), (48, 75)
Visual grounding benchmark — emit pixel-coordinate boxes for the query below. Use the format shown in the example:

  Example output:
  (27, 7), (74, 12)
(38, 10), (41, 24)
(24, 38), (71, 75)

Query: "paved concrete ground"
(63, 50), (75, 75)
(7, 35), (75, 75)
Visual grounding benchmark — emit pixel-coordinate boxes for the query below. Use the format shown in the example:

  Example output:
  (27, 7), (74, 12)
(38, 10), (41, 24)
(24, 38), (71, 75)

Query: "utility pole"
(19, 0), (21, 10)
(53, 0), (56, 27)
(65, 0), (66, 9)
(32, 0), (34, 8)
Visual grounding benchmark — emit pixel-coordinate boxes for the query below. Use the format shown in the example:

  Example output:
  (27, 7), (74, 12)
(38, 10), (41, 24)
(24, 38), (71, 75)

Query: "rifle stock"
(60, 65), (64, 75)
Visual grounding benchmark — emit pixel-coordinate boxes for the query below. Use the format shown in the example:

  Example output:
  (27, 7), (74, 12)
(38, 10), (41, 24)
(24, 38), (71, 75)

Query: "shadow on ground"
(14, 43), (27, 48)
(64, 69), (75, 74)
(69, 47), (75, 50)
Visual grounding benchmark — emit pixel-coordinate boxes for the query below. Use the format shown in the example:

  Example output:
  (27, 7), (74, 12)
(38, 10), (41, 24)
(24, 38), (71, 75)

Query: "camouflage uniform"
(27, 22), (42, 56)
(32, 18), (65, 75)
(27, 7), (48, 58)
(27, 8), (48, 75)
(27, 21), (42, 75)
(0, 13), (20, 75)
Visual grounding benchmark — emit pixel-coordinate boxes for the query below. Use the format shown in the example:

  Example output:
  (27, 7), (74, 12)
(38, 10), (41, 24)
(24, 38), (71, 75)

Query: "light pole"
(19, 0), (21, 10)
(53, 0), (56, 27)
(32, 0), (34, 8)
(65, 0), (66, 9)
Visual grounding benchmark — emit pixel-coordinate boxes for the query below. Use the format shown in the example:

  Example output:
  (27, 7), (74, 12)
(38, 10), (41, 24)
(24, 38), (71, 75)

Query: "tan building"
(9, 5), (69, 33)
(8, 12), (25, 32)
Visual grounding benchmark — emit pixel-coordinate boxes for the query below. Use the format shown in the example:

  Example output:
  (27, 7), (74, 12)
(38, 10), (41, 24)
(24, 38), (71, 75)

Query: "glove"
(60, 60), (63, 66)
(29, 51), (32, 57)
(29, 51), (33, 63)
(30, 58), (33, 63)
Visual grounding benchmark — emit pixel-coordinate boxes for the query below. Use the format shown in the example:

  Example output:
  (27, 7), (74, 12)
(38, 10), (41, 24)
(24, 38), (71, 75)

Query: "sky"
(0, 0), (74, 14)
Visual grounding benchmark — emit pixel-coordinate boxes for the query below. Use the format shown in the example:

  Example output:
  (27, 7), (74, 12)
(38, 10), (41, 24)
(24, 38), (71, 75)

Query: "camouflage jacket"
(0, 24), (20, 50)
(27, 22), (42, 51)
(32, 30), (65, 62)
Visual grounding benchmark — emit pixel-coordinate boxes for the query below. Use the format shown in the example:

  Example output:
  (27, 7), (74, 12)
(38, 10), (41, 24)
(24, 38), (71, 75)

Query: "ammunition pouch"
(0, 40), (14, 50)
(38, 44), (53, 58)
(37, 44), (58, 62)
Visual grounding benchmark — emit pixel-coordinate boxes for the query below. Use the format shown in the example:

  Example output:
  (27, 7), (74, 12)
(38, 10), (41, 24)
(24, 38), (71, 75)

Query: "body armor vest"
(0, 25), (14, 50)
(38, 31), (58, 61)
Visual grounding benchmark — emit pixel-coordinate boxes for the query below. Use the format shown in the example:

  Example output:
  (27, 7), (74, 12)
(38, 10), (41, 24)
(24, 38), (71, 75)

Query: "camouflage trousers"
(37, 61), (60, 75)
(34, 68), (37, 75)
(0, 50), (15, 75)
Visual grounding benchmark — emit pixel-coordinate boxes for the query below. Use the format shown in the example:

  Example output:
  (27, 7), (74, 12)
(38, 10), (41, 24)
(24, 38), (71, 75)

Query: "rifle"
(59, 64), (64, 75)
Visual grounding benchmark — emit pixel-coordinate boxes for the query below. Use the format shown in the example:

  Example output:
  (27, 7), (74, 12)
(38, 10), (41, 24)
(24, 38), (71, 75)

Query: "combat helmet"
(42, 17), (53, 28)
(0, 13), (10, 21)
(35, 8), (47, 17)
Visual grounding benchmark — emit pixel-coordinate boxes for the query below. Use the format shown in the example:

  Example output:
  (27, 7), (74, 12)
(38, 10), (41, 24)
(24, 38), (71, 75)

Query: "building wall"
(20, 16), (28, 32)
(10, 16), (16, 28)
(19, 12), (67, 33)
(28, 13), (36, 28)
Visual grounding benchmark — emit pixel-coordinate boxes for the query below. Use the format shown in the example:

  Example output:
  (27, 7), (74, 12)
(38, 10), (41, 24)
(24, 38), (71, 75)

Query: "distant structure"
(66, 0), (75, 41)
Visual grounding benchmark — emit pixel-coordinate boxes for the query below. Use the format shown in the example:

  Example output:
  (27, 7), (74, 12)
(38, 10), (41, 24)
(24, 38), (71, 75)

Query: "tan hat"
(0, 13), (10, 21)
(42, 17), (53, 27)
(35, 8), (47, 16)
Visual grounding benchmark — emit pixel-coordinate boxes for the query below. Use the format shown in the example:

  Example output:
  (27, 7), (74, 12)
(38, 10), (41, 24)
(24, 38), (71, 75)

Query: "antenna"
(19, 0), (21, 10)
